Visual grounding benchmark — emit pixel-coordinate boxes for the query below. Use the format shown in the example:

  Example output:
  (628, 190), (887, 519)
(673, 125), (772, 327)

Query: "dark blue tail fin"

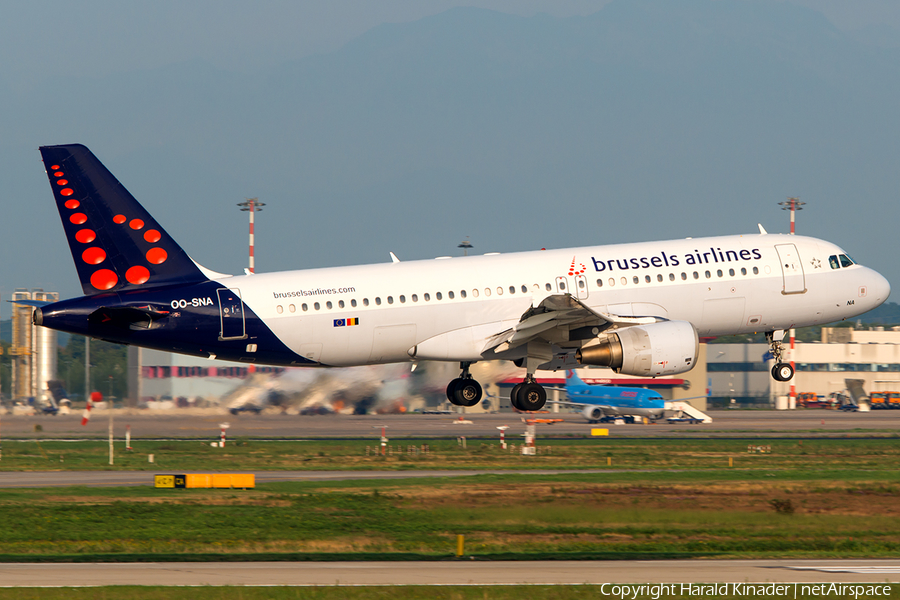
(40, 144), (208, 295)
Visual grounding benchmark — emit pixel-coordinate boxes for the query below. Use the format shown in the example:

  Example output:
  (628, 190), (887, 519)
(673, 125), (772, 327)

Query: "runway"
(1, 560), (899, 586)
(1, 409), (897, 439)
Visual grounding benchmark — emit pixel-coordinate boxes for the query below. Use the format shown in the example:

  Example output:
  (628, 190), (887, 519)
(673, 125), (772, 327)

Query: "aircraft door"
(574, 274), (589, 299)
(555, 276), (571, 295)
(775, 244), (806, 294)
(217, 288), (247, 341)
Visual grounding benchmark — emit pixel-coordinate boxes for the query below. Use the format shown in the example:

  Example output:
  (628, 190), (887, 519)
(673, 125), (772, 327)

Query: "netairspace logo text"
(599, 583), (892, 599)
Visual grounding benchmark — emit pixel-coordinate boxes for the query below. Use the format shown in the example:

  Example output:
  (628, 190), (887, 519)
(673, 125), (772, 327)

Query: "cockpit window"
(829, 255), (839, 269)
(839, 254), (854, 268)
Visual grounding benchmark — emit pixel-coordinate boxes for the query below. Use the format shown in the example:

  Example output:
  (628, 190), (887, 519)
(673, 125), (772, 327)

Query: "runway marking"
(789, 566), (900, 574)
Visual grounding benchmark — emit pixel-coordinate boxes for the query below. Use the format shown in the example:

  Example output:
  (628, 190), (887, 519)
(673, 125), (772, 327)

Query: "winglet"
(390, 252), (400, 263)
(758, 223), (768, 235)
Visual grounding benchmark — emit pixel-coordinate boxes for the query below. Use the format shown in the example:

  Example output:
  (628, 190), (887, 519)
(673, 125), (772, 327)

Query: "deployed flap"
(483, 294), (663, 354)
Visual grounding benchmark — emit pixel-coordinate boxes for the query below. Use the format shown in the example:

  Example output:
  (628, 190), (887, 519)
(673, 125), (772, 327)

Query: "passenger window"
(351, 299), (357, 307)
(399, 295), (405, 303)
(484, 288), (491, 297)
(424, 293), (430, 301)
(753, 267), (759, 275)
(509, 286), (516, 294)
(669, 273), (675, 281)
(608, 278), (615, 287)
(559, 281), (566, 291)
(302, 303), (308, 312)
(339, 300), (345, 308)
(741, 268), (747, 276)
(289, 304), (296, 312)
(578, 280), (585, 289)
(461, 290), (468, 298)
(363, 298), (369, 306)
(375, 297), (381, 305)
(657, 274), (663, 282)
(597, 279), (603, 287)
(497, 287), (503, 295)
(449, 291), (455, 299)
(633, 276), (639, 284)
(620, 277), (627, 286)
(717, 270), (722, 278)
(436, 292), (443, 300)
(326, 301), (333, 309)
(644, 275), (650, 283)
(681, 273), (687, 280)
(545, 283), (552, 291)
(522, 285), (528, 293)
(387, 296), (393, 304)
(314, 302), (320, 310)
(728, 269), (735, 276)
(693, 272), (699, 279)
(276, 305), (283, 314)
(704, 271), (710, 279)
(412, 294), (418, 302)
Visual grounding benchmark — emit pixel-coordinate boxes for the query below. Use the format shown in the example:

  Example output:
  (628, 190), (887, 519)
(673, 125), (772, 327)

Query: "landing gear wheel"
(772, 362), (794, 382)
(517, 382), (547, 412)
(453, 378), (482, 407)
(446, 378), (463, 405)
(509, 383), (526, 411)
(447, 377), (482, 407)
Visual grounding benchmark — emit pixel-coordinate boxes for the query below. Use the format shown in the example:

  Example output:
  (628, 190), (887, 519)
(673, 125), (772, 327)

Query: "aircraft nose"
(866, 268), (891, 305)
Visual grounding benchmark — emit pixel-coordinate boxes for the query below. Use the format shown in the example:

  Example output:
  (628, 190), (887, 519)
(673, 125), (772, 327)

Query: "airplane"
(552, 369), (668, 422)
(30, 145), (891, 413)
(549, 369), (710, 423)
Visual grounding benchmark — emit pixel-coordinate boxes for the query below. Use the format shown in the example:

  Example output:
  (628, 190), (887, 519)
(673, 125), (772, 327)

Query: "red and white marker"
(81, 399), (93, 426)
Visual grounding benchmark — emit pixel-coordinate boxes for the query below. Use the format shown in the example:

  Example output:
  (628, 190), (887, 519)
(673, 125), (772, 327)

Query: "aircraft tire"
(446, 378), (463, 405)
(772, 362), (794, 382)
(517, 383), (547, 411)
(453, 378), (482, 407)
(509, 383), (525, 411)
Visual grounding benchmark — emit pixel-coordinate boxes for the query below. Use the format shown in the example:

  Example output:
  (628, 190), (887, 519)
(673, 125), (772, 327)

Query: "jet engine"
(575, 320), (698, 377)
(583, 405), (605, 422)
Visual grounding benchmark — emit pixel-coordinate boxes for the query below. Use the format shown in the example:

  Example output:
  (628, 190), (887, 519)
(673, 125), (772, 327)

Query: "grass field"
(0, 438), (898, 561)
(1, 436), (900, 473)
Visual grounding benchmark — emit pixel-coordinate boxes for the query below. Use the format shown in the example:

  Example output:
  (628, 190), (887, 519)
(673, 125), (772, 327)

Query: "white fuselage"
(215, 233), (889, 367)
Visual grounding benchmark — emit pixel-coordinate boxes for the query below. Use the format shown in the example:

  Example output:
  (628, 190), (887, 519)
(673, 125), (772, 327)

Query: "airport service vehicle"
(30, 145), (891, 412)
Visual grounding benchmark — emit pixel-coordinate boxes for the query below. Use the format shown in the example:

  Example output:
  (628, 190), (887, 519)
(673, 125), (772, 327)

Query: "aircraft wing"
(483, 294), (662, 354)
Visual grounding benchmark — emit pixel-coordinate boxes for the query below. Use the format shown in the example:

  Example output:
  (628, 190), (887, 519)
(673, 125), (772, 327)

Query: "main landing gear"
(444, 361), (549, 412)
(446, 362), (483, 407)
(766, 330), (795, 382)
(510, 374), (547, 412)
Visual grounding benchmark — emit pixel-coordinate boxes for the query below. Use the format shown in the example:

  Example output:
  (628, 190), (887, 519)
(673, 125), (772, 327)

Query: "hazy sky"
(3, 0), (900, 301)
(3, 0), (899, 86)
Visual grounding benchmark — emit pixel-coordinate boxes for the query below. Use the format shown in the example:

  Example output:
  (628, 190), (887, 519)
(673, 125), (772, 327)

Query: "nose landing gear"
(767, 330), (795, 382)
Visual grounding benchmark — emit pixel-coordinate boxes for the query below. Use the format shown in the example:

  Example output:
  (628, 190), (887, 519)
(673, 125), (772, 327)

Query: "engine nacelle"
(575, 320), (698, 377)
(583, 406), (605, 422)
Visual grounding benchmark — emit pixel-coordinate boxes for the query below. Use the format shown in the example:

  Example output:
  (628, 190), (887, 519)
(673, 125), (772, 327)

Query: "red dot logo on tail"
(126, 266), (150, 285)
(81, 247), (107, 265)
(90, 269), (118, 290)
